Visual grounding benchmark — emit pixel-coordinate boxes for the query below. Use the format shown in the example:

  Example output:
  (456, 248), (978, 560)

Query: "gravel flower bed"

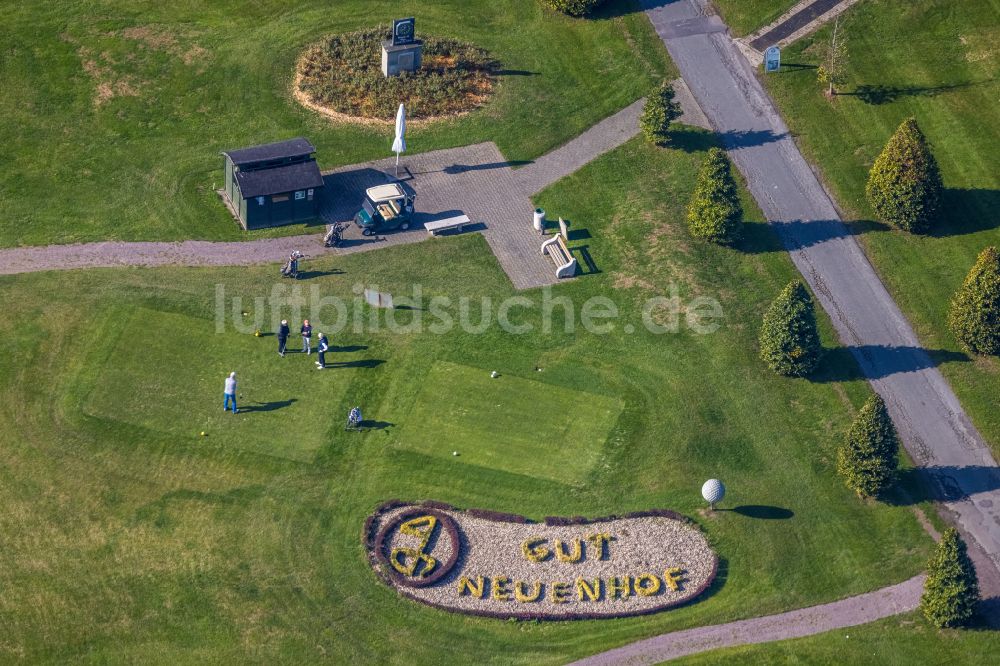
(366, 501), (718, 620)
(296, 28), (499, 121)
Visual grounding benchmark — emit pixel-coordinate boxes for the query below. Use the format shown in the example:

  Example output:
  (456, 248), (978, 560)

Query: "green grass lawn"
(758, 0), (1000, 450)
(0, 133), (937, 662)
(712, 0), (798, 36)
(0, 0), (671, 247)
(398, 361), (624, 484)
(676, 612), (1000, 664)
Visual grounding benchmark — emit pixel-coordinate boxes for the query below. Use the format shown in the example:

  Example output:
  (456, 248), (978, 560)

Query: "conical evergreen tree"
(865, 117), (943, 233)
(921, 528), (980, 628)
(686, 148), (743, 244)
(758, 281), (823, 376)
(948, 246), (1000, 355)
(639, 81), (682, 146)
(837, 394), (899, 497)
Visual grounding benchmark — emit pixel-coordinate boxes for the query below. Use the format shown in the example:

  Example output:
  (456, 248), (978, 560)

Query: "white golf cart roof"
(366, 183), (405, 202)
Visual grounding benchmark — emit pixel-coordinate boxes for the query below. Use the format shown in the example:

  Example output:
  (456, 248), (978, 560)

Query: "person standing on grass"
(223, 372), (238, 414)
(278, 319), (289, 357)
(301, 319), (312, 355)
(316, 333), (329, 370)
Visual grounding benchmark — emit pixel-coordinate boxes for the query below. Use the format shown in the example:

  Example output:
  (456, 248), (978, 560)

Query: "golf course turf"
(3, 0), (996, 661)
(0, 0), (671, 246)
(0, 135), (935, 662)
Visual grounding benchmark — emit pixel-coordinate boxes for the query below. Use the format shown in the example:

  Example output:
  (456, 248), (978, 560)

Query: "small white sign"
(764, 46), (780, 73)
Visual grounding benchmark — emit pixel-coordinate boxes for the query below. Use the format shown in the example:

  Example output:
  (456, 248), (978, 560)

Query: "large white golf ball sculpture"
(702, 479), (725, 509)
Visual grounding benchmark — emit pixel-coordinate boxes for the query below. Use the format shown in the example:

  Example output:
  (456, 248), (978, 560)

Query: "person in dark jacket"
(315, 333), (329, 369)
(277, 320), (289, 357)
(301, 319), (312, 355)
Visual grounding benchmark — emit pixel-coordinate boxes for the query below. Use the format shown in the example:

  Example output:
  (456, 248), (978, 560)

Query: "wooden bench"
(541, 233), (577, 278)
(425, 214), (472, 236)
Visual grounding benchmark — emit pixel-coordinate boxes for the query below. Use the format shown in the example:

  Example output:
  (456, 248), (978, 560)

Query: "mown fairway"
(0, 136), (934, 662)
(757, 0), (1000, 450)
(0, 0), (671, 246)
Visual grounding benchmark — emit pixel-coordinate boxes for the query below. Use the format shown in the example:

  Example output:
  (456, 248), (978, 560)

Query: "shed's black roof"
(223, 137), (316, 166)
(236, 160), (324, 198)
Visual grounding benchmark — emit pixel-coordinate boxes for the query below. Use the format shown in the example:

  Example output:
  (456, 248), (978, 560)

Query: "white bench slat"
(426, 214), (472, 235)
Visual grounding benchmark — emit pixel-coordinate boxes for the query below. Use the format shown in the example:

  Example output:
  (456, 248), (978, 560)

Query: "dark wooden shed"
(221, 138), (325, 229)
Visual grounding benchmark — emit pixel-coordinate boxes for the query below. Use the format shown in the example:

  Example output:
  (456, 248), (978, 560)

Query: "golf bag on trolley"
(280, 250), (304, 278)
(323, 221), (349, 248)
(346, 406), (363, 431)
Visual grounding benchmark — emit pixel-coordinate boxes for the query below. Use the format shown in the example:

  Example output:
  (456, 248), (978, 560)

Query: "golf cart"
(354, 184), (415, 236)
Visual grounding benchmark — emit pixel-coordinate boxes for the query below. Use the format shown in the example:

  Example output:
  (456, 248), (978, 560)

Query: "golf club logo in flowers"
(365, 501), (718, 619)
(375, 508), (461, 587)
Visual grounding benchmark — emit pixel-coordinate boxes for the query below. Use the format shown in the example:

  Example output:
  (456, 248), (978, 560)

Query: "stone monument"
(381, 17), (422, 77)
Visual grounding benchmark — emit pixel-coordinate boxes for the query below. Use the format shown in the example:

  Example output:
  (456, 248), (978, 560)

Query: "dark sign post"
(764, 45), (780, 73)
(383, 18), (422, 76)
(392, 17), (416, 46)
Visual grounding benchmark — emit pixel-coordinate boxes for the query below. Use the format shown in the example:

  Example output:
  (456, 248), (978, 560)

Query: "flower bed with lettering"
(295, 28), (499, 123)
(365, 501), (718, 620)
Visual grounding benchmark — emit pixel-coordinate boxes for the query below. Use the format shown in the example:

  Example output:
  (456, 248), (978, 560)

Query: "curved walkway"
(569, 575), (925, 665)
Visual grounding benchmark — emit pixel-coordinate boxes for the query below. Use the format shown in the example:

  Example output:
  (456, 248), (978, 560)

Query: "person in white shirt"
(224, 372), (238, 414)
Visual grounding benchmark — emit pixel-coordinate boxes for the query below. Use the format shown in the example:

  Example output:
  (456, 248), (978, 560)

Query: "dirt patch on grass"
(295, 27), (499, 122)
(78, 47), (141, 107)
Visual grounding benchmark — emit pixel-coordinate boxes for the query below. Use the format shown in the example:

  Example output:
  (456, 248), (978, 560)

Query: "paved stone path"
(0, 102), (645, 291)
(643, 0), (1000, 628)
(570, 575), (925, 665)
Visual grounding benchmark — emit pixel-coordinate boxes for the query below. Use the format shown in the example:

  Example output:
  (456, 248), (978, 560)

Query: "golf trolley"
(280, 250), (305, 279)
(323, 221), (350, 248)
(346, 406), (363, 431)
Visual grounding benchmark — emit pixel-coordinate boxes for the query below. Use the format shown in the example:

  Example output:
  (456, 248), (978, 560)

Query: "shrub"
(921, 528), (980, 628)
(686, 148), (743, 244)
(948, 246), (1000, 355)
(297, 28), (499, 120)
(541, 0), (606, 17)
(640, 81), (682, 146)
(837, 394), (899, 497)
(865, 117), (943, 233)
(759, 282), (823, 376)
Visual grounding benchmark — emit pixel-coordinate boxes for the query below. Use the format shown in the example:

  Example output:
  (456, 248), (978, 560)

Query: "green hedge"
(686, 147), (743, 244)
(759, 281), (823, 377)
(837, 394), (899, 497)
(921, 528), (980, 628)
(865, 117), (943, 233)
(640, 81), (682, 146)
(541, 0), (606, 17)
(948, 246), (1000, 355)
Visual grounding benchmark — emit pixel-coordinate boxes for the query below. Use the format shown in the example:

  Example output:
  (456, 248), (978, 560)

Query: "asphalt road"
(643, 0), (1000, 603)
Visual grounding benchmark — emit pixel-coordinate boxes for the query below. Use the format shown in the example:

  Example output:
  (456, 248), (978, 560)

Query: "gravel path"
(569, 575), (925, 665)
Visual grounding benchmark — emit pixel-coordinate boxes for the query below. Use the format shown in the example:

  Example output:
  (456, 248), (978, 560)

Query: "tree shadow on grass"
(927, 188), (1000, 238)
(843, 80), (992, 106)
(666, 126), (720, 153)
(810, 345), (970, 383)
(589, 0), (676, 19)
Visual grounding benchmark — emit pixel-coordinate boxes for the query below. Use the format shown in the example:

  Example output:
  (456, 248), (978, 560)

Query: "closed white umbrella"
(392, 103), (406, 177)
